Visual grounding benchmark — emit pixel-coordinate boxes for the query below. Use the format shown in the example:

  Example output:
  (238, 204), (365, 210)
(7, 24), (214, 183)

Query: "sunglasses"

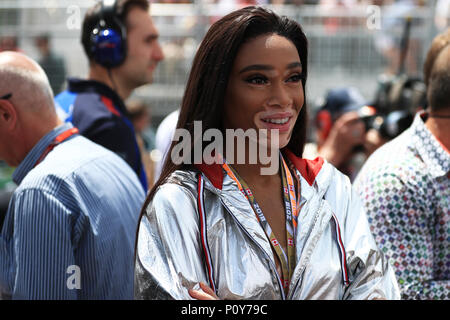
(0, 93), (12, 100)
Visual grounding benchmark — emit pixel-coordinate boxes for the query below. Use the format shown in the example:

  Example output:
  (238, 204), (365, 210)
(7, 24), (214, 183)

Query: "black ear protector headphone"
(89, 0), (127, 68)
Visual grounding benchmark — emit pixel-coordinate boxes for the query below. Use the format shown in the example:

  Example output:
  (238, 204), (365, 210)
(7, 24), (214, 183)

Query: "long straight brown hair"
(135, 6), (308, 253)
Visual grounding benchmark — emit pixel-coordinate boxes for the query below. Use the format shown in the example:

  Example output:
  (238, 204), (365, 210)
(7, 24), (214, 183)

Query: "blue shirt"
(0, 123), (145, 299)
(55, 78), (148, 191)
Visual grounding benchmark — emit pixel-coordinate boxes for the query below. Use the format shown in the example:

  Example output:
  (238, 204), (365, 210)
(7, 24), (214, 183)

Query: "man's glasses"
(0, 93), (12, 100)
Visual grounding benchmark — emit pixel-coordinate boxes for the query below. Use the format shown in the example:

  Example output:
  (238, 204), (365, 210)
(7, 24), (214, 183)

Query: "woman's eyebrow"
(287, 62), (302, 69)
(239, 61), (302, 74)
(239, 64), (273, 74)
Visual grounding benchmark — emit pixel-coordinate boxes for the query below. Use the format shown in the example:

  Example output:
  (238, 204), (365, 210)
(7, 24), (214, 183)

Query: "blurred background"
(0, 0), (449, 215)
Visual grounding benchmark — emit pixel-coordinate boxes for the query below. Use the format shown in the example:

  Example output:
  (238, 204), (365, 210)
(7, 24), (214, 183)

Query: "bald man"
(0, 52), (145, 299)
(354, 29), (450, 300)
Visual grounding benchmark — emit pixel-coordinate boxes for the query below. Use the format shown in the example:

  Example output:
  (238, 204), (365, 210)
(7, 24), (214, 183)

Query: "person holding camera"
(354, 28), (450, 300)
(55, 0), (164, 191)
(304, 87), (387, 181)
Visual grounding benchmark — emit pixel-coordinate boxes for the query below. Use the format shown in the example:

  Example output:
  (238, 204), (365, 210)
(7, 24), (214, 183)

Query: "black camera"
(360, 110), (414, 140)
(360, 74), (427, 140)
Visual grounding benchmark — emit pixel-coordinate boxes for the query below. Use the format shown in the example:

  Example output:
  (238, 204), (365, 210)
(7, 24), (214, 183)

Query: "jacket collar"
(67, 77), (130, 117)
(411, 111), (450, 178)
(194, 149), (325, 191)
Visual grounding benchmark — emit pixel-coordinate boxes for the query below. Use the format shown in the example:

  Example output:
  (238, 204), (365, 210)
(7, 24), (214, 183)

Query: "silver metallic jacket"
(135, 154), (400, 300)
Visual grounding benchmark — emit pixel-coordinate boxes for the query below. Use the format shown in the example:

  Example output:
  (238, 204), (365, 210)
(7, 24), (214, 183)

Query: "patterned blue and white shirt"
(354, 112), (449, 300)
(0, 123), (145, 299)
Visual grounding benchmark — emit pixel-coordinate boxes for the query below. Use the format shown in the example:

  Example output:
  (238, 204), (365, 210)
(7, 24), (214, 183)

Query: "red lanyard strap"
(221, 154), (299, 291)
(34, 127), (79, 168)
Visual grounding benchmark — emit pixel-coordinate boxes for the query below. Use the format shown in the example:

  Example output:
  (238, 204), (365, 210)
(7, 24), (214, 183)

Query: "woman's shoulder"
(298, 159), (354, 221)
(285, 150), (348, 193)
(153, 169), (199, 198)
(165, 168), (198, 185)
(144, 169), (200, 223)
(293, 156), (351, 197)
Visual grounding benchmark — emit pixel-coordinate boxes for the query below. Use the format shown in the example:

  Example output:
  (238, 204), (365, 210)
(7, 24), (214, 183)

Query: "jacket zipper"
(287, 198), (326, 299)
(221, 201), (286, 300)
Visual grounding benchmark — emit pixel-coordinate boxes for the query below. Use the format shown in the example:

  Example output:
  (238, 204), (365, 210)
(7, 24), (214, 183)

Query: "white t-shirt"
(153, 109), (180, 182)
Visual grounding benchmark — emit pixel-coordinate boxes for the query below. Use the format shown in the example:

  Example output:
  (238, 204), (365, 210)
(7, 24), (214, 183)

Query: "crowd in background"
(1, 0), (447, 188)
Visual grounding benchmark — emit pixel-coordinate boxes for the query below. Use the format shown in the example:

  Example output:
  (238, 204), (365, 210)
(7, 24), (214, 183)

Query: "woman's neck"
(230, 162), (280, 186)
(224, 138), (282, 181)
(223, 134), (282, 177)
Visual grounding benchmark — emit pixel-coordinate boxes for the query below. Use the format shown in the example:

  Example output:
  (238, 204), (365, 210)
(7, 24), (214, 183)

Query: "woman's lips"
(259, 113), (293, 132)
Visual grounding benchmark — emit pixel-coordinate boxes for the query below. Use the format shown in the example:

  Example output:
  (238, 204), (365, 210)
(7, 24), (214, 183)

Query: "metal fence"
(0, 0), (448, 213)
(0, 0), (447, 125)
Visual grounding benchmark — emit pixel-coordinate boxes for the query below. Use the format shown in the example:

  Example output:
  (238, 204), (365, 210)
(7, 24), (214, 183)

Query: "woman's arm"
(134, 183), (210, 300)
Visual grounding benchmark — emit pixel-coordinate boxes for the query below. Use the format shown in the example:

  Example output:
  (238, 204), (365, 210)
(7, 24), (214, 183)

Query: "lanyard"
(34, 127), (79, 168)
(221, 154), (299, 291)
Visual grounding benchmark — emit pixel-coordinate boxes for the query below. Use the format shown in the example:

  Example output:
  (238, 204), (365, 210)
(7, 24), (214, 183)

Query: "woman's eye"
(287, 73), (304, 83)
(245, 75), (268, 85)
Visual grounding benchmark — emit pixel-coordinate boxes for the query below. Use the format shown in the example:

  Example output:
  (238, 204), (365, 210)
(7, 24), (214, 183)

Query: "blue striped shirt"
(0, 123), (145, 299)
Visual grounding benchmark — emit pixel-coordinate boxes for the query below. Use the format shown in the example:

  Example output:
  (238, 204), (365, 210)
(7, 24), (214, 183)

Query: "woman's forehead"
(233, 34), (301, 69)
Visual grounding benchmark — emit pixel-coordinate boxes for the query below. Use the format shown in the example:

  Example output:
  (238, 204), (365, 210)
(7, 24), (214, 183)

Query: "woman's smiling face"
(223, 33), (305, 150)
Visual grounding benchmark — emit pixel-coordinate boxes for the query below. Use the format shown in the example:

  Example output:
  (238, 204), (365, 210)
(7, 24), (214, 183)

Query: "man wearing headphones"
(55, 0), (164, 192)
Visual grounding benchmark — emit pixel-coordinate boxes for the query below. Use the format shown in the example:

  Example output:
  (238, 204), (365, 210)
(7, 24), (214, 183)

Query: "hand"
(188, 282), (219, 300)
(319, 111), (366, 167)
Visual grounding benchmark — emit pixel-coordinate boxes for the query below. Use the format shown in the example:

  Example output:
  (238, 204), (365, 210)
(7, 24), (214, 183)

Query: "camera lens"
(379, 111), (414, 140)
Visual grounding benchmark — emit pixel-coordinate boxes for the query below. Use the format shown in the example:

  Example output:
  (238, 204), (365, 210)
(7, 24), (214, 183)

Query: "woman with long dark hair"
(134, 6), (400, 300)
